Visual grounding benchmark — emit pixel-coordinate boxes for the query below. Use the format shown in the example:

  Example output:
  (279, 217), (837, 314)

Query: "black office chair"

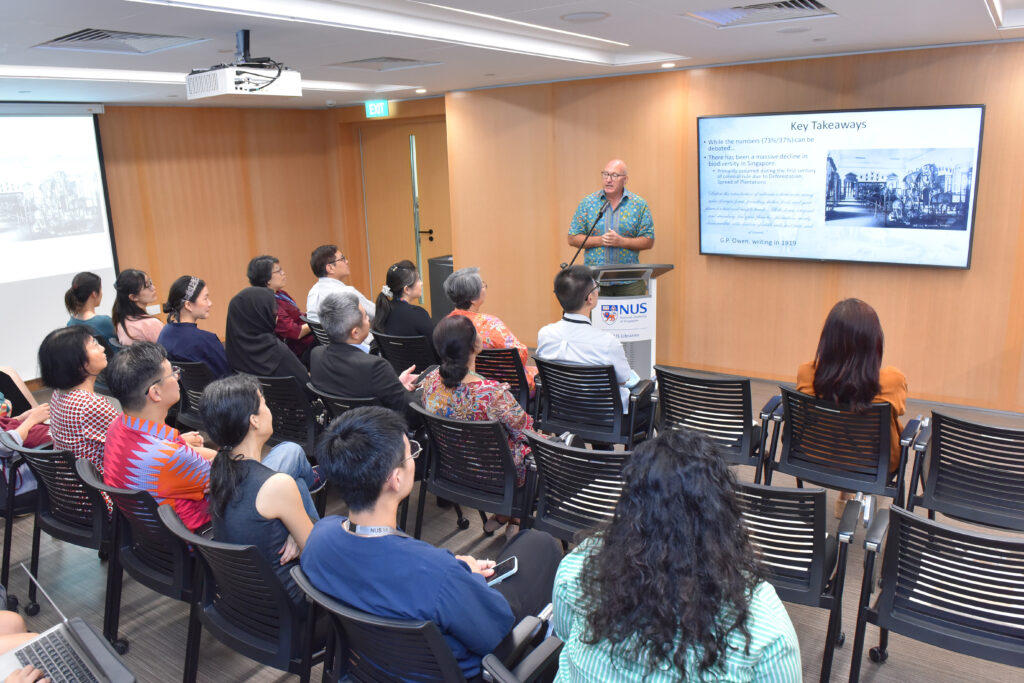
(290, 566), (561, 683)
(849, 506), (1024, 681)
(654, 366), (776, 481)
(300, 315), (332, 347)
(907, 412), (1024, 532)
(410, 404), (535, 540)
(158, 506), (326, 683)
(76, 460), (199, 661)
(524, 430), (628, 544)
(0, 433), (110, 617)
(533, 357), (654, 449)
(737, 482), (860, 682)
(374, 331), (437, 374)
(173, 360), (218, 432)
(476, 347), (531, 412)
(305, 382), (379, 422)
(256, 375), (322, 458)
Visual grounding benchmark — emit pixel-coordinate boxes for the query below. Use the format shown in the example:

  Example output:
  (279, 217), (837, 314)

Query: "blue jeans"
(262, 442), (319, 521)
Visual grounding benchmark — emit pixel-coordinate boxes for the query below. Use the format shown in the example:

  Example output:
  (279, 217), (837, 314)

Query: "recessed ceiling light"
(812, 37), (828, 42)
(777, 26), (811, 34)
(560, 12), (610, 24)
(18, 90), (31, 93)
(415, 88), (427, 94)
(661, 62), (675, 69)
(167, 94), (178, 97)
(484, 73), (496, 77)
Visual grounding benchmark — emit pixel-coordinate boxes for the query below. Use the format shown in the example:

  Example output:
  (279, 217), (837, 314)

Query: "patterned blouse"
(447, 309), (538, 391)
(49, 389), (120, 513)
(419, 369), (533, 487)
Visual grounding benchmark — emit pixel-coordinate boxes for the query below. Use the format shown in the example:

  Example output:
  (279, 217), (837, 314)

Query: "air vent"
(327, 57), (440, 72)
(34, 28), (203, 55)
(685, 1), (836, 29)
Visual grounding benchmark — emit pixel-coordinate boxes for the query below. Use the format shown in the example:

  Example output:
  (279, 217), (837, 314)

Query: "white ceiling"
(0, 0), (1021, 109)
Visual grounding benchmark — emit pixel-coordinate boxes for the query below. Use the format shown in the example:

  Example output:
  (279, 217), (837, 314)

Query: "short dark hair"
(554, 265), (596, 313)
(316, 406), (407, 512)
(247, 255), (279, 287)
(38, 326), (93, 390)
(433, 315), (477, 388)
(106, 341), (168, 412)
(310, 245), (339, 278)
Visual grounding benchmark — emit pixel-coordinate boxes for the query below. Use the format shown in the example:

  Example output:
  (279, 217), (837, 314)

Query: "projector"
(185, 65), (302, 100)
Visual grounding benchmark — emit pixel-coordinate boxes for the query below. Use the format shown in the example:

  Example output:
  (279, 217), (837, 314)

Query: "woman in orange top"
(796, 298), (907, 516)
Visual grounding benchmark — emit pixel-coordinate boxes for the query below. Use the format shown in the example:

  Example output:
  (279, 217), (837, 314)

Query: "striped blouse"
(553, 544), (802, 682)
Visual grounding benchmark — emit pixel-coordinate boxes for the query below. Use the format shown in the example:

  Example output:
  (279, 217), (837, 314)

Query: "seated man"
(536, 265), (639, 411)
(310, 292), (421, 426)
(302, 407), (562, 680)
(103, 342), (319, 531)
(305, 244), (375, 326)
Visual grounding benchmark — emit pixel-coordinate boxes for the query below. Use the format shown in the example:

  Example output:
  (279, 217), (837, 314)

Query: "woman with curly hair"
(552, 429), (801, 681)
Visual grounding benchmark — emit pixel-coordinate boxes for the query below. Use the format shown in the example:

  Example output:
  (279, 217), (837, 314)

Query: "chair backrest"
(158, 505), (310, 670)
(778, 387), (894, 497)
(410, 403), (518, 515)
(175, 360), (217, 425)
(257, 376), (319, 455)
(736, 482), (828, 605)
(533, 358), (624, 443)
(75, 460), (194, 599)
(306, 383), (380, 422)
(374, 332), (437, 374)
(301, 315), (332, 347)
(873, 506), (1024, 667)
(290, 565), (467, 682)
(524, 431), (627, 543)
(919, 412), (1024, 532)
(475, 348), (530, 411)
(0, 433), (106, 543)
(654, 366), (756, 465)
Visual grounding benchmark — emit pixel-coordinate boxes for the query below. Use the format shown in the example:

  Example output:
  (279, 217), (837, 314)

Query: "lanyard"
(561, 316), (591, 325)
(344, 519), (409, 538)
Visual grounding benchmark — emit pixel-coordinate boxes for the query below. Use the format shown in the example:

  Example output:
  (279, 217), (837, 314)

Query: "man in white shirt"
(536, 265), (639, 411)
(305, 244), (376, 327)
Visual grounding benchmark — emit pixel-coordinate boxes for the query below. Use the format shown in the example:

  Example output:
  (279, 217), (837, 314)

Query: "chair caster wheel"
(98, 548), (110, 562)
(113, 639), (129, 655)
(869, 647), (888, 663)
(24, 602), (39, 616)
(5, 596), (17, 612)
(836, 632), (845, 647)
(456, 518), (470, 530)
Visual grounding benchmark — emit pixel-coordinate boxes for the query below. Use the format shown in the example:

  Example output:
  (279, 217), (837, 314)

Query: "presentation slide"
(0, 114), (116, 379)
(698, 106), (984, 268)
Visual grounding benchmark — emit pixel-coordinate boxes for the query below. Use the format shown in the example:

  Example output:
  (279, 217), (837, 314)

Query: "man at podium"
(568, 159), (654, 297)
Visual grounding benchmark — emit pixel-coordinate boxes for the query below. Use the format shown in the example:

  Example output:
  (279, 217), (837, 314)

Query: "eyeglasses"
(404, 439), (422, 464)
(143, 280), (155, 290)
(149, 365), (181, 391)
(587, 283), (600, 298)
(271, 267), (284, 275)
(600, 171), (626, 180)
(329, 255), (348, 265)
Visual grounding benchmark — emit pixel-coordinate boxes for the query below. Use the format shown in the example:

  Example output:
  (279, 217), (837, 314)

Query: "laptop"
(0, 564), (134, 682)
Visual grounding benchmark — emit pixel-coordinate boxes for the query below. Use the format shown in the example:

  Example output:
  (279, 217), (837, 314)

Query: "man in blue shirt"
(301, 407), (561, 679)
(568, 159), (655, 296)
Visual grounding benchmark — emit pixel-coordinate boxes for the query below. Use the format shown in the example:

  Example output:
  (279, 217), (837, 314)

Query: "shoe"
(483, 515), (503, 534)
(504, 523), (521, 541)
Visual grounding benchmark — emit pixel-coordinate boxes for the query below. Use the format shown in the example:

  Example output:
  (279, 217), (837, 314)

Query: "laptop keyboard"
(16, 630), (98, 683)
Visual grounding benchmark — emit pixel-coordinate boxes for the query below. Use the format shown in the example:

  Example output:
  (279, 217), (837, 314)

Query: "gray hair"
(443, 267), (483, 310)
(320, 292), (364, 342)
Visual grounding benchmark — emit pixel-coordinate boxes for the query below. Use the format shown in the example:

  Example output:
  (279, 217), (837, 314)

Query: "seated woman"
(225, 286), (309, 384)
(373, 260), (435, 357)
(112, 269), (163, 346)
(157, 275), (231, 378)
(248, 255), (314, 364)
(797, 298), (907, 516)
(64, 271), (115, 341)
(553, 429), (801, 681)
(0, 365), (49, 451)
(443, 267), (538, 392)
(202, 374), (318, 607)
(420, 315), (532, 537)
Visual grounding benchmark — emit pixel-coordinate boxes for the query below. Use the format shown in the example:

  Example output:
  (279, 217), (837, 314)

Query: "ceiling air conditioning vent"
(685, 0), (836, 29)
(34, 28), (203, 55)
(327, 56), (440, 72)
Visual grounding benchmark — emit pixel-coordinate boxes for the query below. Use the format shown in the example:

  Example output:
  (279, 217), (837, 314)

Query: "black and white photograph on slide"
(0, 169), (105, 245)
(824, 148), (975, 230)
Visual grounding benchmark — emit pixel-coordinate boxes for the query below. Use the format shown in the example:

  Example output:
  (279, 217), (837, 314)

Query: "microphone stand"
(560, 201), (609, 270)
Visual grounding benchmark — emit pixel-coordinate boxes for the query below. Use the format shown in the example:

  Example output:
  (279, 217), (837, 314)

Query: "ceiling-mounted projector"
(186, 29), (301, 100)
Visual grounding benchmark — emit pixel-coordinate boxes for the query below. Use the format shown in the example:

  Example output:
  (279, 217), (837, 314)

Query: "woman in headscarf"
(225, 287), (309, 383)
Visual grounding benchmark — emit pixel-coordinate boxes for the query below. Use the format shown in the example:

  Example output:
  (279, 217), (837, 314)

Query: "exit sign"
(365, 100), (390, 118)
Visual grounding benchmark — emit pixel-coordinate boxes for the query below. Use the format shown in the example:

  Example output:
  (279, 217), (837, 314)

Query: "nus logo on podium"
(601, 303), (648, 325)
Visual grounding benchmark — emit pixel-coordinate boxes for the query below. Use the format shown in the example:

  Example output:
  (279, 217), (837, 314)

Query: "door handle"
(419, 229), (434, 242)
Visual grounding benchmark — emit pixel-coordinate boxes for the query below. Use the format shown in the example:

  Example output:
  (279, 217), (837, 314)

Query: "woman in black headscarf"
(225, 287), (309, 383)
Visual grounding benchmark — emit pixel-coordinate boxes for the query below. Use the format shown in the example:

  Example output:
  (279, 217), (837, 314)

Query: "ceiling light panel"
(34, 28), (205, 55)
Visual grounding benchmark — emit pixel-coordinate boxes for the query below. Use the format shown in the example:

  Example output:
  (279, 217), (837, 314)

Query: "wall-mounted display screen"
(697, 105), (984, 268)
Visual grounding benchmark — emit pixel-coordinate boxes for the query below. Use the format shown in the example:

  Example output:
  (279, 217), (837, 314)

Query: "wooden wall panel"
(446, 43), (1024, 411)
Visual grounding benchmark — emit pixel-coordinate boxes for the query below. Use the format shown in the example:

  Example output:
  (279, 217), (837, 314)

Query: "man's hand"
(5, 665), (50, 683)
(456, 555), (496, 578)
(600, 231), (626, 247)
(278, 535), (301, 564)
(398, 365), (420, 392)
(181, 431), (205, 448)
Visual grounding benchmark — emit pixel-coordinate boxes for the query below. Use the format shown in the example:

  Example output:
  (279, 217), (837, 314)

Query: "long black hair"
(200, 374), (262, 516)
(64, 271), (101, 316)
(433, 315), (477, 388)
(111, 269), (153, 339)
(163, 275), (206, 323)
(812, 298), (883, 412)
(373, 260), (419, 332)
(577, 429), (762, 678)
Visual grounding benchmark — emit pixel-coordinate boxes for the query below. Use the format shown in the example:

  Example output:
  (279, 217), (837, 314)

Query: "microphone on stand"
(561, 199), (610, 270)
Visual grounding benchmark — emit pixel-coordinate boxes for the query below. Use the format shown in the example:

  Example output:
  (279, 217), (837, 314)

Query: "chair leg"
(820, 603), (842, 683)
(453, 505), (468, 530)
(102, 548), (127, 652)
(182, 599), (202, 683)
(848, 613), (869, 682)
(25, 521), (41, 615)
(869, 628), (890, 664)
(397, 499), (409, 531)
(478, 510), (488, 527)
(1, 465), (16, 609)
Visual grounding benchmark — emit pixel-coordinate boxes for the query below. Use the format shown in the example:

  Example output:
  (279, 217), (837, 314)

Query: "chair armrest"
(490, 615), (544, 667)
(912, 419), (932, 453)
(629, 379), (654, 400)
(864, 508), (890, 553)
(899, 415), (922, 447)
(483, 637), (564, 683)
(837, 499), (862, 543)
(759, 394), (782, 421)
